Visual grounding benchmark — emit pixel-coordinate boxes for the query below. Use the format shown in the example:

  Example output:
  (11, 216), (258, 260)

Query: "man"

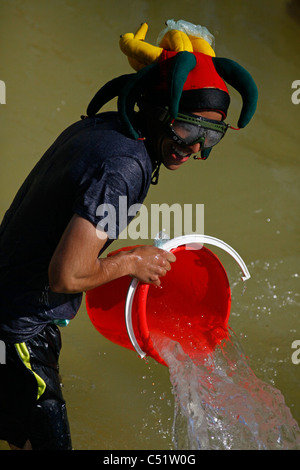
(0, 26), (257, 449)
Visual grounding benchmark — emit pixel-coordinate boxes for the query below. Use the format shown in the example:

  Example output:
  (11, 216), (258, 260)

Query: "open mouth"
(171, 145), (191, 162)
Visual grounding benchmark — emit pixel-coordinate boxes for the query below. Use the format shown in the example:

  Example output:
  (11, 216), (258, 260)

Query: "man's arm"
(48, 214), (176, 294)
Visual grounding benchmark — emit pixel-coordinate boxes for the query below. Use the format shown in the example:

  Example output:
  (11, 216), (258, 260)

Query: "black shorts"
(0, 324), (72, 450)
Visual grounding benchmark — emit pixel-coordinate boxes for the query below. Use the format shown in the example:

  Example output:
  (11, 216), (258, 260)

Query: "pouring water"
(152, 329), (300, 450)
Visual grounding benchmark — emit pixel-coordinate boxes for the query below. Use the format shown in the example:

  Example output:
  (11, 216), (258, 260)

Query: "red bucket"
(86, 235), (250, 366)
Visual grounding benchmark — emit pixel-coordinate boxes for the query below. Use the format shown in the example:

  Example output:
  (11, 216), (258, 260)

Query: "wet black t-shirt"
(0, 112), (153, 343)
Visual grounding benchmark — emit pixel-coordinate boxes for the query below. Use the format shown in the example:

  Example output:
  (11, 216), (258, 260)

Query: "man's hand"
(48, 214), (176, 293)
(126, 245), (176, 286)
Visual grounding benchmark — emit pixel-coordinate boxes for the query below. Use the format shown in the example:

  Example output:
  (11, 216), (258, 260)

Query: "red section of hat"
(158, 50), (229, 93)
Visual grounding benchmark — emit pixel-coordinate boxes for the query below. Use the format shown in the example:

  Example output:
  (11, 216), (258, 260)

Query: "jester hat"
(86, 20), (258, 156)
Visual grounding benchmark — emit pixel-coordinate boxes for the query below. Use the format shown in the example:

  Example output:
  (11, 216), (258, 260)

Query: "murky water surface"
(0, 0), (299, 450)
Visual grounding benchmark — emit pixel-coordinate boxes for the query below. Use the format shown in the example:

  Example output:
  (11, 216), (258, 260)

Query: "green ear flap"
(212, 57), (258, 128)
(116, 52), (197, 138)
(86, 74), (133, 116)
(86, 65), (160, 138)
(117, 63), (160, 139)
(200, 148), (212, 160)
(168, 51), (197, 119)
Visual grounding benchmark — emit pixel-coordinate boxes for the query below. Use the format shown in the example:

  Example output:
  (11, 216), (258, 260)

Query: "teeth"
(172, 146), (189, 158)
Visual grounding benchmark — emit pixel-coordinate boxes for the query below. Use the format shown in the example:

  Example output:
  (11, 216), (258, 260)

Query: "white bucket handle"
(125, 234), (250, 359)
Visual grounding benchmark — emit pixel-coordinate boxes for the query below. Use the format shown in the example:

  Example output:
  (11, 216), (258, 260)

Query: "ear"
(213, 57), (258, 128)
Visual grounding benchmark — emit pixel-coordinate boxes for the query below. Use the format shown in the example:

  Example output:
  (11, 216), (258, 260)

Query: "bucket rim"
(125, 234), (250, 359)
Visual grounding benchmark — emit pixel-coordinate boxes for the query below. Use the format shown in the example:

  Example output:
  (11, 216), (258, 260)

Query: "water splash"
(152, 330), (300, 450)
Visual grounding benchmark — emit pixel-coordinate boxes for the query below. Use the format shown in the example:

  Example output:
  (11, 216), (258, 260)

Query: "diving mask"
(168, 111), (230, 149)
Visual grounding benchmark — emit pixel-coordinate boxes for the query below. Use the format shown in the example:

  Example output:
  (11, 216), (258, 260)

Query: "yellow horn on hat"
(119, 23), (162, 71)
(158, 29), (193, 52)
(119, 21), (216, 72)
(189, 35), (215, 56)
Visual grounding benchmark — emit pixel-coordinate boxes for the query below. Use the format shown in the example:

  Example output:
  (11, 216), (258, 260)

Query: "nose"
(189, 142), (201, 154)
